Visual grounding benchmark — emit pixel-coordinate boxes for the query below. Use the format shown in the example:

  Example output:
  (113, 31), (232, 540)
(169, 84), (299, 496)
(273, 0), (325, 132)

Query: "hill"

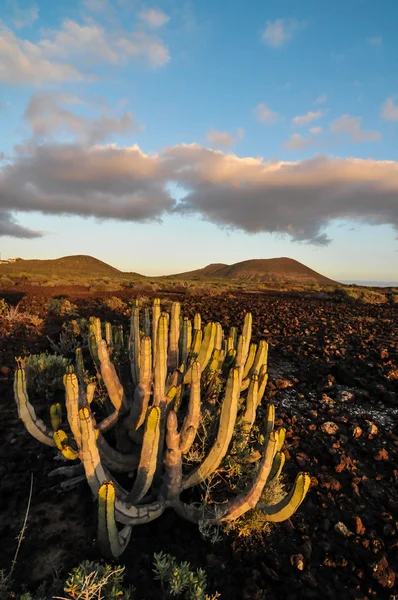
(170, 258), (336, 285)
(0, 255), (143, 280)
(0, 255), (336, 286)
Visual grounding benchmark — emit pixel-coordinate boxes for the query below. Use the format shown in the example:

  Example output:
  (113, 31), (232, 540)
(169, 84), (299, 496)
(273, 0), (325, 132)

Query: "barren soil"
(0, 288), (397, 600)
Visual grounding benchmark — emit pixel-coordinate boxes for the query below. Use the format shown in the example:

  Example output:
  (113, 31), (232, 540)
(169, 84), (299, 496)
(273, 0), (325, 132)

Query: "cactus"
(14, 298), (310, 558)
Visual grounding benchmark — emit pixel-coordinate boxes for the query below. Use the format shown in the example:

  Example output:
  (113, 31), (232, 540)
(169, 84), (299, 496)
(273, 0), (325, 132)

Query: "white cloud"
(381, 98), (398, 121)
(315, 94), (327, 104)
(292, 111), (323, 126)
(236, 128), (245, 140)
(262, 18), (301, 48)
(254, 103), (280, 124)
(310, 126), (322, 135)
(0, 17), (170, 84)
(0, 25), (82, 84)
(367, 35), (383, 46)
(139, 8), (170, 28)
(206, 130), (235, 149)
(40, 19), (120, 64)
(330, 114), (381, 143)
(12, 2), (39, 29)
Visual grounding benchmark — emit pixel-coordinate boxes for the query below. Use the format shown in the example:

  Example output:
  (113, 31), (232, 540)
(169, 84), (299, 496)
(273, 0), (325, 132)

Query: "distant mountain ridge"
(0, 255), (336, 285)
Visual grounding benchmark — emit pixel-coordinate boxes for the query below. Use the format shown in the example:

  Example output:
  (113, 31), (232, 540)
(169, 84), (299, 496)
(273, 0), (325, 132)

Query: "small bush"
(21, 353), (71, 401)
(102, 296), (127, 313)
(0, 277), (15, 287)
(47, 298), (78, 316)
(153, 552), (220, 600)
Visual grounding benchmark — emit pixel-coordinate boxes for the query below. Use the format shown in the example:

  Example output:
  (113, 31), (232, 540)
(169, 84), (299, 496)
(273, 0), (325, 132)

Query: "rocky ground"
(0, 288), (397, 600)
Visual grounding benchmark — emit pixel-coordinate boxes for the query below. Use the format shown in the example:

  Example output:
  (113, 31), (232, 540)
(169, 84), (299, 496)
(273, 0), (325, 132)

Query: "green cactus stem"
(182, 367), (240, 489)
(128, 406), (161, 503)
(14, 367), (55, 447)
(258, 472), (311, 522)
(50, 402), (62, 431)
(98, 482), (132, 559)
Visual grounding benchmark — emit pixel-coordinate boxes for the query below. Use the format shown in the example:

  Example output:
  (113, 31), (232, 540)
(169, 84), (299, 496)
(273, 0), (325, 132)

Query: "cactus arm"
(229, 326), (237, 349)
(252, 340), (268, 375)
(219, 431), (279, 522)
(257, 365), (269, 406)
(242, 343), (257, 380)
(153, 316), (167, 407)
(196, 322), (216, 372)
(215, 323), (223, 350)
(183, 367), (240, 489)
(123, 336), (152, 434)
(129, 307), (141, 386)
(193, 313), (201, 331)
(97, 340), (126, 411)
(87, 383), (96, 404)
(277, 427), (286, 451)
(243, 374), (259, 429)
(258, 472), (311, 522)
(78, 407), (128, 501)
(96, 435), (140, 472)
(191, 329), (202, 356)
(64, 373), (82, 448)
(128, 407), (161, 503)
(13, 368), (56, 447)
(98, 482), (132, 559)
(152, 298), (161, 368)
(267, 451), (285, 483)
(179, 361), (201, 454)
(163, 410), (183, 501)
(53, 430), (79, 460)
(180, 317), (192, 365)
(235, 335), (246, 375)
(75, 347), (85, 384)
(50, 403), (62, 430)
(143, 307), (151, 336)
(167, 302), (180, 372)
(241, 313), (252, 363)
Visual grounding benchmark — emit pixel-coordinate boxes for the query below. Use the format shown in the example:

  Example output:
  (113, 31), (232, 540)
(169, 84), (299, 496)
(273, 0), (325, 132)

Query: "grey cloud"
(0, 143), (174, 222)
(1, 141), (398, 244)
(0, 211), (42, 238)
(164, 145), (398, 244)
(23, 92), (141, 144)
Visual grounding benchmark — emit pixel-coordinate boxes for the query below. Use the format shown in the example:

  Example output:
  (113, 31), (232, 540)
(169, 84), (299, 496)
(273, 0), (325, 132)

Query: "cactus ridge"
(13, 298), (310, 558)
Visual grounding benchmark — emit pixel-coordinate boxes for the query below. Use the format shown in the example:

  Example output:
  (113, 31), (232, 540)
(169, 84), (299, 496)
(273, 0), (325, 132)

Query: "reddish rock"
(354, 516), (366, 536)
(374, 448), (389, 461)
(275, 378), (293, 389)
(321, 421), (339, 435)
(371, 556), (396, 588)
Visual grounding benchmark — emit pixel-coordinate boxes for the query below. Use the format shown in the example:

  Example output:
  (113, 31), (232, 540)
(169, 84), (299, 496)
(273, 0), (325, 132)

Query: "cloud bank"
(1, 142), (398, 245)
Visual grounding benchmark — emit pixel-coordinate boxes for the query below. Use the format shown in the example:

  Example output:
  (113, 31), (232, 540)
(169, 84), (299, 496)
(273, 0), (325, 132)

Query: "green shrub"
(47, 298), (78, 316)
(153, 552), (220, 600)
(21, 353), (71, 401)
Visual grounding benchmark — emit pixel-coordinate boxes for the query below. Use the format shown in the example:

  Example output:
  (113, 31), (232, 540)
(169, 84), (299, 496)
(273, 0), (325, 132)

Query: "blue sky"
(0, 0), (397, 282)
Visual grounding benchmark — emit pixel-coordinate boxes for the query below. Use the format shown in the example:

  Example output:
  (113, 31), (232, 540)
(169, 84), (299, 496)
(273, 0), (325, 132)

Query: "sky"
(0, 0), (397, 283)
